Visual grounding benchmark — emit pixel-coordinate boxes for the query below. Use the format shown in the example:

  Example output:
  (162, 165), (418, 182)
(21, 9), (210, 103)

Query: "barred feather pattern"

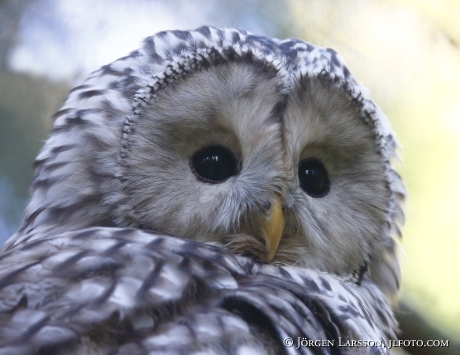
(0, 228), (394, 355)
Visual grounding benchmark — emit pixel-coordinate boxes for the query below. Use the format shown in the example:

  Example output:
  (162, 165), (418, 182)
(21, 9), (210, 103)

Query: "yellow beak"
(262, 196), (284, 261)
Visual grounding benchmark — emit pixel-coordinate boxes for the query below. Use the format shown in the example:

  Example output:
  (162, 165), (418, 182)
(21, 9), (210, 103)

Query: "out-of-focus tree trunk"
(0, 0), (33, 69)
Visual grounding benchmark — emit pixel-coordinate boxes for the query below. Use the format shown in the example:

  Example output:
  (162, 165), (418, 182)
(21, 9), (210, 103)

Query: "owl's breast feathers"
(0, 228), (394, 355)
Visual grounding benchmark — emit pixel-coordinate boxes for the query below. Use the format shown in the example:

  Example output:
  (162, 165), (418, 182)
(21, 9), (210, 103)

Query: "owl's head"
(9, 27), (405, 300)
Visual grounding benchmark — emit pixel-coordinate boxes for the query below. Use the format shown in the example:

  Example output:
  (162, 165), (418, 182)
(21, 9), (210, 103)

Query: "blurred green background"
(1, 0), (459, 351)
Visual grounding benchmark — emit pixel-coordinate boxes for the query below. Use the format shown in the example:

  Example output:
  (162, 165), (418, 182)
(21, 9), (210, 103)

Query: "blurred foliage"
(0, 69), (68, 242)
(403, 0), (460, 46)
(0, 0), (459, 349)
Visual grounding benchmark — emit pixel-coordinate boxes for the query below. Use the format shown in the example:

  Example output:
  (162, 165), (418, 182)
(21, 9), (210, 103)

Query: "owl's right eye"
(191, 145), (238, 183)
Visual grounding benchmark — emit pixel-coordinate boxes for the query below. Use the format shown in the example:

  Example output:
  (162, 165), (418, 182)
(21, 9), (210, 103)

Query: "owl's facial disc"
(122, 61), (288, 261)
(121, 60), (389, 277)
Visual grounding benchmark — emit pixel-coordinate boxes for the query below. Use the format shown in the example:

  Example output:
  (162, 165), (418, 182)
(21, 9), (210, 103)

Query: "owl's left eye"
(298, 158), (331, 197)
(191, 145), (239, 183)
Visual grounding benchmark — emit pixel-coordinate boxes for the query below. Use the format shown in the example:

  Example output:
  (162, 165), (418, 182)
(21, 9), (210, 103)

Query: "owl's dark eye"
(298, 158), (331, 197)
(191, 145), (238, 183)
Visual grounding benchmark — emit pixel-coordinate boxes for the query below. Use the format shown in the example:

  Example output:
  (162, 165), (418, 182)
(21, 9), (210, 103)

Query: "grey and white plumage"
(0, 228), (395, 355)
(0, 26), (405, 354)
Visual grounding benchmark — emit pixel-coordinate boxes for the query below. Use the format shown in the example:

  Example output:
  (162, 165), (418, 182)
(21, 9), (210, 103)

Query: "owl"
(0, 27), (405, 355)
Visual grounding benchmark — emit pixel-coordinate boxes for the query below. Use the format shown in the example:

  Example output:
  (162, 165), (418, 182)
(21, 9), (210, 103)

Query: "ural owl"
(0, 27), (405, 355)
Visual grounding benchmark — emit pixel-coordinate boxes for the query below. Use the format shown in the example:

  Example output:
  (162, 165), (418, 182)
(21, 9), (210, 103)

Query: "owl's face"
(10, 28), (403, 299)
(120, 61), (389, 279)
